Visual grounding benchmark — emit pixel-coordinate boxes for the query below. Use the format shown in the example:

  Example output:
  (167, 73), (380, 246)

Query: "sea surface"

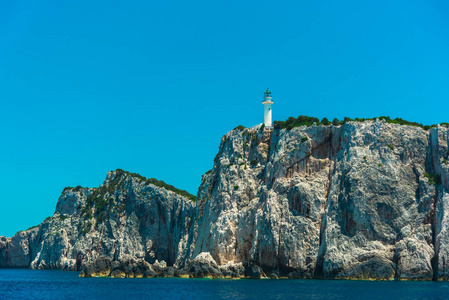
(1, 269), (449, 299)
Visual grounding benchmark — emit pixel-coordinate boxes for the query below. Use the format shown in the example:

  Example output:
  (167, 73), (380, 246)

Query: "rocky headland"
(1, 119), (449, 280)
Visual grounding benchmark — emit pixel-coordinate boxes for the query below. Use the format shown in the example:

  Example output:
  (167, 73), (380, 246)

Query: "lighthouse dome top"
(264, 88), (272, 98)
(262, 88), (273, 104)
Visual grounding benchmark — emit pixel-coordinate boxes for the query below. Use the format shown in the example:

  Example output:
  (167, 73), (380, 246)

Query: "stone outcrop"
(1, 120), (449, 280)
(243, 262), (266, 279)
(1, 169), (194, 271)
(0, 228), (39, 268)
(79, 255), (158, 278)
(177, 252), (223, 278)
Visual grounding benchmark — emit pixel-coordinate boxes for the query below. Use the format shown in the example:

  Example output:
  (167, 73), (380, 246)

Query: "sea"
(1, 269), (449, 299)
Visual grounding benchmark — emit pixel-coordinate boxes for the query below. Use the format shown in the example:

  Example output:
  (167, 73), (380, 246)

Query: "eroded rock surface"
(1, 170), (194, 270)
(2, 120), (449, 280)
(79, 255), (158, 278)
(185, 121), (449, 280)
(177, 252), (223, 278)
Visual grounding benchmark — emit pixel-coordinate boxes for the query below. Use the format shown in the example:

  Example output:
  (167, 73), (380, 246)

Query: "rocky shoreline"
(79, 253), (411, 280)
(81, 253), (241, 279)
(79, 252), (285, 279)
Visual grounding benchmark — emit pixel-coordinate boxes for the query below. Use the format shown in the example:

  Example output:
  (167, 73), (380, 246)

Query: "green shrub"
(26, 224), (40, 231)
(110, 169), (197, 201)
(378, 163), (383, 167)
(145, 177), (197, 201)
(424, 173), (441, 185)
(272, 115), (443, 130)
(321, 117), (330, 125)
(387, 144), (395, 151)
(73, 185), (84, 192)
(119, 170), (146, 182)
(234, 125), (246, 131)
(63, 185), (85, 193)
(260, 123), (265, 131)
(287, 116), (320, 130)
(343, 117), (354, 123)
(301, 137), (308, 143)
(234, 185), (239, 190)
(273, 120), (285, 129)
(250, 159), (258, 166)
(378, 116), (437, 130)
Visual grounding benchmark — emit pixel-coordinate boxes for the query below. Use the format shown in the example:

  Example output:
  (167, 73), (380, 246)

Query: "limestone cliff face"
(1, 170), (194, 270)
(185, 120), (449, 280)
(1, 120), (449, 280)
(0, 229), (39, 268)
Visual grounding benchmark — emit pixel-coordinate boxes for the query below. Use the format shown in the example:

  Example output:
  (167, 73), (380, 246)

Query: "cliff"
(0, 170), (194, 270)
(1, 119), (449, 280)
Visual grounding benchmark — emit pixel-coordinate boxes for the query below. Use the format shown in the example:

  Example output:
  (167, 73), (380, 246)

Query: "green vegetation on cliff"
(62, 185), (85, 193)
(116, 169), (197, 201)
(424, 172), (441, 186)
(273, 115), (446, 131)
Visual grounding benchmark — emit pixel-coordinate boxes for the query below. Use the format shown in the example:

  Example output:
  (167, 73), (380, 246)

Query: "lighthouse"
(262, 88), (273, 128)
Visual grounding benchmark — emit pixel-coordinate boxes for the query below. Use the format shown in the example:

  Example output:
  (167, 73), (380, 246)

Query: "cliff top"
(234, 115), (449, 132)
(63, 169), (196, 202)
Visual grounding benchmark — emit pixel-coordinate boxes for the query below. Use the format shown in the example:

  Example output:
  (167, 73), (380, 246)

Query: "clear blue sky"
(1, 0), (448, 237)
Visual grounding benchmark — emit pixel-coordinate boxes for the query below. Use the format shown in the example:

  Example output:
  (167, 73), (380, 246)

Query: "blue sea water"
(1, 269), (449, 300)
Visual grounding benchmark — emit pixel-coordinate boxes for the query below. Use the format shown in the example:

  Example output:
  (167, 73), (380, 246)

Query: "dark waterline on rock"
(2, 269), (449, 300)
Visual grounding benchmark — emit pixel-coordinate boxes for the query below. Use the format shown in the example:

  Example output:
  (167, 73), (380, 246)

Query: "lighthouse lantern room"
(262, 88), (273, 128)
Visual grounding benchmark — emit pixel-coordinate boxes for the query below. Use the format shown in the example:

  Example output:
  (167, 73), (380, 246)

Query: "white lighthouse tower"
(262, 88), (273, 128)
